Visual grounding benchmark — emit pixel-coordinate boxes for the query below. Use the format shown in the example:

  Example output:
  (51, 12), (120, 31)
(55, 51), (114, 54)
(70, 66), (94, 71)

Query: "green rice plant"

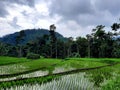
(0, 56), (29, 66)
(85, 63), (120, 87)
(85, 67), (114, 86)
(0, 70), (49, 82)
(54, 59), (106, 69)
(0, 64), (28, 75)
(52, 65), (76, 74)
(0, 58), (61, 75)
(0, 75), (58, 89)
(101, 75), (120, 90)
(39, 73), (98, 90)
(69, 58), (120, 63)
(3, 73), (99, 90)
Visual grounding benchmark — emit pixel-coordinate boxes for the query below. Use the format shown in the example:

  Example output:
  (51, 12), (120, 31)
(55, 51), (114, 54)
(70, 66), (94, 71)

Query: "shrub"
(71, 52), (81, 58)
(40, 56), (44, 59)
(27, 53), (40, 59)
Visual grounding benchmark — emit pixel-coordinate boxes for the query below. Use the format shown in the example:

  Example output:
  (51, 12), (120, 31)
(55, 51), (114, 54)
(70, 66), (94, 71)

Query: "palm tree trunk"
(56, 41), (57, 58)
(88, 41), (90, 58)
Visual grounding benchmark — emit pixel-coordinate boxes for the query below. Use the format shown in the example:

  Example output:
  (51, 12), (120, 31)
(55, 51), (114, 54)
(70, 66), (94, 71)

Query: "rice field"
(0, 56), (29, 65)
(3, 73), (99, 90)
(0, 70), (49, 82)
(0, 64), (28, 75)
(0, 57), (120, 90)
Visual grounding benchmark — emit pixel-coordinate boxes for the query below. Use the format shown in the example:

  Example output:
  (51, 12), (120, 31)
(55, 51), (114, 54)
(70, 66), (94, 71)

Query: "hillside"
(0, 29), (65, 45)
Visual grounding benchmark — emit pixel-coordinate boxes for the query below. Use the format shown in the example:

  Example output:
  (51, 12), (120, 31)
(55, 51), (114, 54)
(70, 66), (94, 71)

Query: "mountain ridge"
(0, 28), (65, 45)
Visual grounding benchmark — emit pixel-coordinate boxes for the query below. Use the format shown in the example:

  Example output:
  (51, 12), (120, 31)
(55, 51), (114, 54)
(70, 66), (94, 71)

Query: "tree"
(111, 23), (120, 31)
(0, 42), (8, 56)
(76, 37), (88, 57)
(49, 24), (57, 58)
(86, 34), (92, 58)
(91, 25), (106, 57)
(110, 20), (120, 57)
(89, 25), (116, 58)
(15, 30), (26, 57)
(66, 37), (73, 57)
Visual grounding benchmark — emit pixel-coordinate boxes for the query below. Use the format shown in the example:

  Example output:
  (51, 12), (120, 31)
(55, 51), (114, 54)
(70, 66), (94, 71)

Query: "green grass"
(53, 59), (106, 68)
(68, 58), (120, 64)
(0, 56), (29, 65)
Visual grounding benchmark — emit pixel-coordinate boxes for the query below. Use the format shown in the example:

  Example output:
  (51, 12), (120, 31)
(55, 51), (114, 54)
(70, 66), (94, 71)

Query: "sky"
(0, 0), (120, 38)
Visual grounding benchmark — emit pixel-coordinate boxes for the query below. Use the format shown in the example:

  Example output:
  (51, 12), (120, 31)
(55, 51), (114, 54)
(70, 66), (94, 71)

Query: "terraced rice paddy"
(0, 56), (120, 90)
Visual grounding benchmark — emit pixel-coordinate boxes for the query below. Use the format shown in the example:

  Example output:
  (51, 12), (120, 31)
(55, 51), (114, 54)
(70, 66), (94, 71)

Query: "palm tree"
(50, 24), (56, 31)
(67, 37), (73, 57)
(49, 24), (57, 58)
(86, 34), (92, 58)
(111, 23), (120, 36)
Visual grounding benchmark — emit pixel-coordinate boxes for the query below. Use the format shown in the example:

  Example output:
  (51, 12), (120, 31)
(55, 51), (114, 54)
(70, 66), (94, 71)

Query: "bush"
(40, 56), (44, 58)
(27, 53), (40, 59)
(71, 52), (81, 58)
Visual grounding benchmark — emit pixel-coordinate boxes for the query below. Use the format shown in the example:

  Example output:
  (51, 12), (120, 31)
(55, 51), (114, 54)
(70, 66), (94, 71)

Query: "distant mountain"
(0, 28), (65, 45)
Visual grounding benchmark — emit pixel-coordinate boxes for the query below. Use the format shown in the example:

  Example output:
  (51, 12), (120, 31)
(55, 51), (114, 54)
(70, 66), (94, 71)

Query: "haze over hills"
(0, 29), (65, 45)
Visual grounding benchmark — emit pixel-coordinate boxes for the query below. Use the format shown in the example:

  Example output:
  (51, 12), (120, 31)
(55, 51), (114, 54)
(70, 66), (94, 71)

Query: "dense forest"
(1, 22), (120, 59)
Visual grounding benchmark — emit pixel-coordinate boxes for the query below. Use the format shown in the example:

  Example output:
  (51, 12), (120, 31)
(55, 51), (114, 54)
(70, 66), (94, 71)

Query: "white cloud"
(56, 21), (94, 38)
(0, 18), (18, 36)
(0, 0), (119, 38)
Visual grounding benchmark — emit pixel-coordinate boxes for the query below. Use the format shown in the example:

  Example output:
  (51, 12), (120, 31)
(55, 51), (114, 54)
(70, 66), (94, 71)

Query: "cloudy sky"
(0, 0), (119, 38)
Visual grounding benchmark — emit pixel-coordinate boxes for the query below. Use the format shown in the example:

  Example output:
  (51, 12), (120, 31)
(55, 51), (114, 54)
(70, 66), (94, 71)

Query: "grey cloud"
(77, 14), (112, 27)
(49, 0), (118, 27)
(49, 0), (94, 18)
(8, 17), (21, 29)
(0, 7), (8, 17)
(0, 1), (9, 17)
(7, 0), (35, 7)
(95, 0), (120, 15)
(48, 0), (103, 26)
(0, 0), (35, 17)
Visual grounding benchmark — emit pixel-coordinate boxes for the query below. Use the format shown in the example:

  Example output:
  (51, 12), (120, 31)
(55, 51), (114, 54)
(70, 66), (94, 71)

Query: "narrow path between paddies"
(0, 62), (118, 83)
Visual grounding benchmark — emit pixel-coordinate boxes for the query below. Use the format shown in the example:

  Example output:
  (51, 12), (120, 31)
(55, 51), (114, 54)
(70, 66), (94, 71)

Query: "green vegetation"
(0, 21), (120, 89)
(0, 56), (29, 66)
(26, 53), (40, 59)
(1, 21), (120, 59)
(0, 57), (120, 90)
(0, 58), (61, 75)
(69, 58), (120, 63)
(0, 57), (106, 75)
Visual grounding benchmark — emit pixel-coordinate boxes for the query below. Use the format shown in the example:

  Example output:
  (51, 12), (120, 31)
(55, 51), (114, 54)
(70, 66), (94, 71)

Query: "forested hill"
(0, 29), (65, 45)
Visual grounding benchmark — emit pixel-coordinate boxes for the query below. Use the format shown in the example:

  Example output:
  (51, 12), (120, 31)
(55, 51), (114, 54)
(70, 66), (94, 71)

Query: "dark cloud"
(49, 0), (94, 18)
(7, 0), (35, 7)
(0, 0), (35, 17)
(0, 1), (9, 17)
(0, 7), (8, 17)
(49, 0), (118, 27)
(49, 0), (99, 26)
(95, 0), (120, 15)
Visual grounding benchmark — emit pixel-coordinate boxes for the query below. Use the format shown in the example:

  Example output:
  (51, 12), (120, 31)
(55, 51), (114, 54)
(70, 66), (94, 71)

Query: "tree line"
(1, 21), (120, 58)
